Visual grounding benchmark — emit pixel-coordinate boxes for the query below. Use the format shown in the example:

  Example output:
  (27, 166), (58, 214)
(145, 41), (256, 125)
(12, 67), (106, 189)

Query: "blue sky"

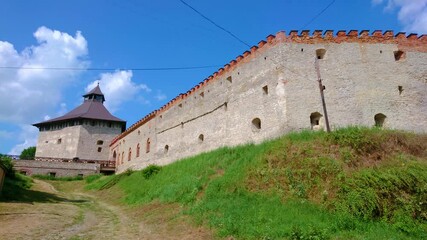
(0, 0), (426, 154)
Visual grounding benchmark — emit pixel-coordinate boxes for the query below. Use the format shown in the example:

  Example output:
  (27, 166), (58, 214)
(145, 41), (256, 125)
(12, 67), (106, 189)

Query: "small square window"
(98, 147), (102, 152)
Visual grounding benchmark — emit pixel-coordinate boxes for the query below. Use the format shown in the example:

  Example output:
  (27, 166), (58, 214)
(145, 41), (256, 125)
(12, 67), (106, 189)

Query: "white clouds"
(86, 70), (152, 112)
(8, 125), (38, 155)
(0, 26), (89, 124)
(0, 26), (88, 154)
(155, 91), (167, 101)
(374, 0), (427, 34)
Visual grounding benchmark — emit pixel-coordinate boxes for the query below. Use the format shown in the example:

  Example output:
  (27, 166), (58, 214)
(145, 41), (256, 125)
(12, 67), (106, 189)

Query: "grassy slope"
(87, 127), (427, 239)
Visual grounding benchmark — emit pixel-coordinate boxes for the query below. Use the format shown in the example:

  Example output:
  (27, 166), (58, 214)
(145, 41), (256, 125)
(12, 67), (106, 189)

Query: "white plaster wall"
(113, 41), (427, 173)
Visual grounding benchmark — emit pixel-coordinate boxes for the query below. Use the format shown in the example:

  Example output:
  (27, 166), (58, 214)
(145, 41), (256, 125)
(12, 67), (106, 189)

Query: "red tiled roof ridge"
(110, 30), (427, 146)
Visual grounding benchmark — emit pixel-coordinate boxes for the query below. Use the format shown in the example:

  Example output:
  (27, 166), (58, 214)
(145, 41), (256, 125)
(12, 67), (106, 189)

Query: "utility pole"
(315, 57), (331, 132)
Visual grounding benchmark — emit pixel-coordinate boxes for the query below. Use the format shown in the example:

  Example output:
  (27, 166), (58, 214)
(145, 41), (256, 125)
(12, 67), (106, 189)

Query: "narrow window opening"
(310, 112), (323, 130)
(264, 56), (267, 60)
(380, 50), (383, 54)
(97, 140), (104, 145)
(224, 102), (228, 111)
(198, 134), (204, 143)
(394, 50), (405, 61)
(252, 118), (261, 131)
(136, 143), (140, 157)
(121, 151), (124, 164)
(159, 115), (163, 119)
(113, 151), (117, 161)
(262, 85), (268, 95)
(178, 103), (183, 108)
(301, 48), (304, 52)
(200, 92), (204, 98)
(57, 138), (62, 144)
(138, 130), (141, 135)
(128, 147), (132, 161)
(398, 86), (403, 95)
(316, 49), (326, 59)
(164, 145), (169, 153)
(374, 113), (387, 127)
(226, 76), (232, 83)
(146, 138), (151, 153)
(97, 147), (102, 152)
(181, 122), (184, 128)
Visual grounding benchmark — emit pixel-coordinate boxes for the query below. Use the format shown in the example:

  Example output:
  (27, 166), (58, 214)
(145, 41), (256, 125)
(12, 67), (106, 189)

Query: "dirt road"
(0, 180), (212, 240)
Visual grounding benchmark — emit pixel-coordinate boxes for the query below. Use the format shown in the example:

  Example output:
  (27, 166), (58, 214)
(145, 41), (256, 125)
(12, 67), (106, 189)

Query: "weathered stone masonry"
(111, 30), (427, 173)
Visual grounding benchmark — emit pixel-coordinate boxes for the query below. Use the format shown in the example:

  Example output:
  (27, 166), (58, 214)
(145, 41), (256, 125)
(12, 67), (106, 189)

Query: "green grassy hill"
(87, 127), (427, 239)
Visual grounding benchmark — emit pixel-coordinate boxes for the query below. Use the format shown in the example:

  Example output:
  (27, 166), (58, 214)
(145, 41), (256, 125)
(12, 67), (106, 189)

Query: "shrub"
(0, 154), (15, 178)
(141, 165), (162, 179)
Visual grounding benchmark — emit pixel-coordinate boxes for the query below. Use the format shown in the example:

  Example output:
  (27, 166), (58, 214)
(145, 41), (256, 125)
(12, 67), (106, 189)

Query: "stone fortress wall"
(110, 30), (427, 174)
(36, 120), (123, 161)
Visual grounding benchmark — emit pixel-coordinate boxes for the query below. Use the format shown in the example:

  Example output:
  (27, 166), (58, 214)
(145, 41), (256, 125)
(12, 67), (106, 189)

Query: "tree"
(0, 154), (15, 177)
(20, 146), (36, 160)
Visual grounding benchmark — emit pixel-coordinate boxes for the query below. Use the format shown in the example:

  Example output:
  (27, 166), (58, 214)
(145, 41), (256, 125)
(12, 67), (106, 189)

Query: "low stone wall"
(13, 160), (100, 177)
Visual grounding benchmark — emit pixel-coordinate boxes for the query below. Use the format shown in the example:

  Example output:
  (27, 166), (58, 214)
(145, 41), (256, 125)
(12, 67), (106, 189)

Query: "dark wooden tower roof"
(33, 85), (125, 127)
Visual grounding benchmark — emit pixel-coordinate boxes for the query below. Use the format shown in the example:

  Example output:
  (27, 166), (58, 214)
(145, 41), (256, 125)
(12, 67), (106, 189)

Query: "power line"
(179, 0), (251, 48)
(301, 0), (336, 29)
(0, 65), (222, 71)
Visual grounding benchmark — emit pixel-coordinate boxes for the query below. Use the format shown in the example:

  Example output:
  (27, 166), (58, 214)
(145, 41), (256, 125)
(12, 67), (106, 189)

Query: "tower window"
(262, 85), (268, 95)
(136, 143), (140, 157)
(374, 113), (387, 127)
(146, 138), (151, 153)
(394, 50), (405, 61)
(128, 148), (132, 161)
(198, 134), (204, 143)
(97, 140), (104, 145)
(310, 112), (323, 130)
(398, 86), (403, 95)
(252, 118), (261, 131)
(97, 147), (102, 152)
(316, 49), (326, 59)
(164, 145), (169, 153)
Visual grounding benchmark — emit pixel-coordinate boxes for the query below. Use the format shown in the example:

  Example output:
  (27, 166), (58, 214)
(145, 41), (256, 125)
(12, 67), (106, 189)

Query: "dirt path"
(0, 180), (212, 240)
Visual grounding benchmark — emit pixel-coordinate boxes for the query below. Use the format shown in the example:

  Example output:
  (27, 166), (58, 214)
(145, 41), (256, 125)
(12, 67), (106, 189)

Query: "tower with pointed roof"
(33, 85), (126, 164)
